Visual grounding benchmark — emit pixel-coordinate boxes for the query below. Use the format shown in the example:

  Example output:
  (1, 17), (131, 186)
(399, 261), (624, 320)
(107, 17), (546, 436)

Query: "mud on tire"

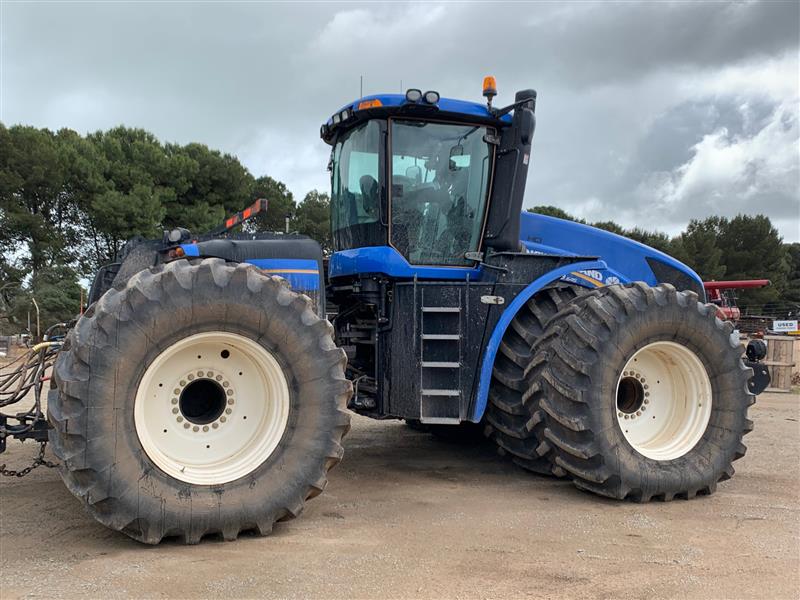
(48, 259), (352, 544)
(534, 282), (753, 501)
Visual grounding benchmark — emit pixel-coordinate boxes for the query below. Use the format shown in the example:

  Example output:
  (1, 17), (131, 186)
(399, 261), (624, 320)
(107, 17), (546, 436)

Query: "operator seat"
(359, 175), (379, 218)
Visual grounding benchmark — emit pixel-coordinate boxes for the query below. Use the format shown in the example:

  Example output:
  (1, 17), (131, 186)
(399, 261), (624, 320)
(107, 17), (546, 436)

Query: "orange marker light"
(482, 76), (497, 99)
(357, 99), (383, 110)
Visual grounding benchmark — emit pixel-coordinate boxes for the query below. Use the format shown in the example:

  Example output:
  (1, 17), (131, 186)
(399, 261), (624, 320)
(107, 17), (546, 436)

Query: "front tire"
(48, 259), (352, 543)
(536, 283), (753, 501)
(484, 286), (581, 475)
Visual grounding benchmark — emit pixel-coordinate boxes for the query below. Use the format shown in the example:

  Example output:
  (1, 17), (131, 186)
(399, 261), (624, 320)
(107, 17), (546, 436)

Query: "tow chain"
(0, 441), (58, 478)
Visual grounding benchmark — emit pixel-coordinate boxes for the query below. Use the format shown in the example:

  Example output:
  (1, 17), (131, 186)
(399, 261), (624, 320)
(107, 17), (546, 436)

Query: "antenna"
(360, 75), (363, 98)
(400, 79), (403, 93)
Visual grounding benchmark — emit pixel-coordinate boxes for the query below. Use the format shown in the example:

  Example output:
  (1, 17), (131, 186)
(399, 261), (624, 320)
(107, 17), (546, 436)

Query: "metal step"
(420, 361), (460, 368)
(421, 306), (460, 313)
(421, 334), (460, 340)
(419, 417), (461, 425)
(421, 389), (460, 396)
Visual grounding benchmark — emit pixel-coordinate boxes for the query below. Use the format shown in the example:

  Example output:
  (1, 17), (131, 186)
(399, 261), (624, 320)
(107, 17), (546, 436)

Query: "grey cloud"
(2, 1), (798, 240)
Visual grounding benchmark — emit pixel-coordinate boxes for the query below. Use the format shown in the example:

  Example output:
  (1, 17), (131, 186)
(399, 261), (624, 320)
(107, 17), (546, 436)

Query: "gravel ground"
(1, 392), (798, 599)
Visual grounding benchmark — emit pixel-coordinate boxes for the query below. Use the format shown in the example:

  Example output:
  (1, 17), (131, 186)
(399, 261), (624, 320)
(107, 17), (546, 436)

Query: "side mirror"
(449, 145), (465, 171)
(405, 165), (422, 183)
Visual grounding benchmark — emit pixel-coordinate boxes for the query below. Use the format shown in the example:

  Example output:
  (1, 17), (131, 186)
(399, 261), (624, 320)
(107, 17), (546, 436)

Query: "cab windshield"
(330, 118), (494, 264)
(390, 119), (492, 266)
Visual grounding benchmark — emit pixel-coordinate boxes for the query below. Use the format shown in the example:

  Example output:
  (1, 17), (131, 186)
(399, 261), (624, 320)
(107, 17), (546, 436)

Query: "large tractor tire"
(535, 283), (753, 501)
(48, 259), (352, 544)
(485, 286), (581, 475)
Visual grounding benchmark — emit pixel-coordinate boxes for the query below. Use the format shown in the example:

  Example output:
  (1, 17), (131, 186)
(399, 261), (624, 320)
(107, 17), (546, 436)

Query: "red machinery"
(703, 279), (771, 322)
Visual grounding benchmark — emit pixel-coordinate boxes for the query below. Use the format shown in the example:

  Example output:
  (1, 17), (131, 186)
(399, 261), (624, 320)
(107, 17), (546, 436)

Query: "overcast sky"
(2, 1), (798, 241)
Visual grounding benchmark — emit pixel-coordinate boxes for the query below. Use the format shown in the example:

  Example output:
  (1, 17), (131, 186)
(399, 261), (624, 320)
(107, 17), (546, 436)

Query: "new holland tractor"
(1, 78), (769, 544)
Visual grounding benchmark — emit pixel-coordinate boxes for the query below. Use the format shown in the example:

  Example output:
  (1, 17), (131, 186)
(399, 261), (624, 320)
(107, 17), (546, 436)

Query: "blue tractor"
(44, 80), (767, 544)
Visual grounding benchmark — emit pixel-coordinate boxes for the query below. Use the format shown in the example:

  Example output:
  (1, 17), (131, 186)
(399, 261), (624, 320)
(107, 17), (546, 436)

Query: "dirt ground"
(1, 392), (798, 600)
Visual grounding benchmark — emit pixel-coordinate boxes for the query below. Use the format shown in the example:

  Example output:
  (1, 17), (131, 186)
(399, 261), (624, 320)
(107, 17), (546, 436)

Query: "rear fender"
(469, 259), (607, 422)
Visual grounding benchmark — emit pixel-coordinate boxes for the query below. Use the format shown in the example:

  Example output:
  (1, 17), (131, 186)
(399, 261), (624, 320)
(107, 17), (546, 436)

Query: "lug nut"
(188, 374), (195, 381)
(193, 425), (199, 432)
(183, 422), (190, 429)
(180, 380), (186, 387)
(225, 408), (232, 415)
(212, 423), (219, 429)
(203, 425), (209, 432)
(173, 388), (181, 395)
(220, 416), (227, 423)
(227, 398), (234, 405)
(216, 375), (223, 381)
(172, 408), (179, 414)
(227, 389), (233, 396)
(177, 416), (183, 422)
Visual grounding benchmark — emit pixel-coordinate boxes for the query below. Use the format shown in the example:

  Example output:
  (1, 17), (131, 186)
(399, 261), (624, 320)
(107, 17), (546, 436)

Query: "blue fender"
(469, 258), (607, 422)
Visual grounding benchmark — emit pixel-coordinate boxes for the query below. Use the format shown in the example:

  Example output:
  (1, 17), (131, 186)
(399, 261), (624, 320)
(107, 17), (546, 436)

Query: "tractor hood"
(519, 212), (705, 299)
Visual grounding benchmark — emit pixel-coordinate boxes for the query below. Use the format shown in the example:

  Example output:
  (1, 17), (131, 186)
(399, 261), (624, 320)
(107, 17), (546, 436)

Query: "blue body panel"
(469, 259), (607, 421)
(179, 244), (320, 292)
(245, 258), (320, 291)
(519, 213), (703, 290)
(329, 246), (483, 281)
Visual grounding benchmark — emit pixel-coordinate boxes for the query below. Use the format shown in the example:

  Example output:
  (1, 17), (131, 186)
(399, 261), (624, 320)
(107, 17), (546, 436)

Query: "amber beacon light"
(482, 76), (497, 107)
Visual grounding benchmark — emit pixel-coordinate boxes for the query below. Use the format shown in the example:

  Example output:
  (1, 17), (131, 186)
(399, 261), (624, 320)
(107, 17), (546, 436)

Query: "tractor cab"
(321, 81), (536, 279)
(319, 81), (575, 423)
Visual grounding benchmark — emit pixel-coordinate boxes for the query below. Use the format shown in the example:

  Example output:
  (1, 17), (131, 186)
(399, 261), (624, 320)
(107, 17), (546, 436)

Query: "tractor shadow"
(336, 415), (588, 497)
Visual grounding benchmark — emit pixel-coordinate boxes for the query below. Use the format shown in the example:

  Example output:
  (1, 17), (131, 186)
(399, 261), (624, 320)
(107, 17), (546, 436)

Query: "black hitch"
(745, 360), (770, 395)
(0, 414), (51, 453)
(744, 339), (770, 395)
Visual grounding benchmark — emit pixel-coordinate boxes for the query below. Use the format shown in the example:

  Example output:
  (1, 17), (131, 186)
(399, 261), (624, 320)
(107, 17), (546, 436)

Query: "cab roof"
(320, 93), (511, 144)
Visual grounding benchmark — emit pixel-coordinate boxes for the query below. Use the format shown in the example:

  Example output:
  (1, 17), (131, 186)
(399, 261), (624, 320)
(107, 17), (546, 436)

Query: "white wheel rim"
(134, 332), (290, 485)
(615, 341), (712, 461)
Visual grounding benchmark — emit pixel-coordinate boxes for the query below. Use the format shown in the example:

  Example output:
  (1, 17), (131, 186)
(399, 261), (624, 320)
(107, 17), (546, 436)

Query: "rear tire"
(48, 259), (352, 543)
(484, 286), (581, 475)
(535, 283), (753, 501)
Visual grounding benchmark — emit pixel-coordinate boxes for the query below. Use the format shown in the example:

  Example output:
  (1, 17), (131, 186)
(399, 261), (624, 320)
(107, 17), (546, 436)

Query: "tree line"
(1, 123), (797, 334)
(0, 123), (331, 333)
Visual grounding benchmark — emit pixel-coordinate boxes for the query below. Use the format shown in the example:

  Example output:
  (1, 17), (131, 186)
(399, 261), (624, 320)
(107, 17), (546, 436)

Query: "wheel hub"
(179, 378), (227, 425)
(134, 332), (290, 485)
(615, 341), (712, 461)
